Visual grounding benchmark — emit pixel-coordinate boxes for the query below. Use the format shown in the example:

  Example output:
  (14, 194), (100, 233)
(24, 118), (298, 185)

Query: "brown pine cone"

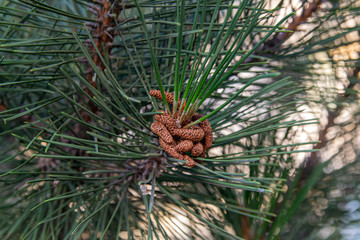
(183, 155), (196, 167)
(192, 113), (213, 149)
(191, 112), (202, 121)
(191, 142), (204, 157)
(199, 122), (213, 149)
(159, 138), (183, 159)
(150, 92), (214, 167)
(159, 138), (195, 167)
(173, 126), (205, 142)
(150, 121), (174, 144)
(150, 90), (174, 104)
(154, 113), (178, 134)
(204, 135), (213, 149)
(175, 140), (193, 153)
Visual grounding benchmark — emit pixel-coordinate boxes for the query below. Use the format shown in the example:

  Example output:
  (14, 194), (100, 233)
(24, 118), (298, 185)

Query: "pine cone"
(192, 113), (213, 149)
(173, 126), (205, 142)
(159, 138), (183, 159)
(192, 112), (202, 121)
(175, 140), (193, 152)
(150, 91), (214, 167)
(150, 121), (174, 144)
(150, 90), (174, 104)
(159, 138), (195, 167)
(154, 113), (178, 134)
(191, 142), (204, 157)
(183, 155), (195, 167)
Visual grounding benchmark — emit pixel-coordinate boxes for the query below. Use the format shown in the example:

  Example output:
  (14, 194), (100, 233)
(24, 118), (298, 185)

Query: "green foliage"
(1, 0), (357, 239)
(273, 1), (360, 238)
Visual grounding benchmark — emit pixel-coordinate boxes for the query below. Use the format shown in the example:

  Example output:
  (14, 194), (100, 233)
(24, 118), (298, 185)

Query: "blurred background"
(265, 0), (360, 239)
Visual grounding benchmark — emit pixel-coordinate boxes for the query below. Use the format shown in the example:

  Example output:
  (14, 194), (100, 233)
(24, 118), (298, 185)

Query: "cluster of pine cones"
(150, 90), (213, 167)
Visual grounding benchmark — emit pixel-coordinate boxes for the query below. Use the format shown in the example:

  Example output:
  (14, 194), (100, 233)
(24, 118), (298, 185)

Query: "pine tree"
(0, 0), (358, 239)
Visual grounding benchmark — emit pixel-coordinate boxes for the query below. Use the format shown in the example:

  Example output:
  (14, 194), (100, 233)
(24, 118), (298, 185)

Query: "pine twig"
(264, 0), (323, 51)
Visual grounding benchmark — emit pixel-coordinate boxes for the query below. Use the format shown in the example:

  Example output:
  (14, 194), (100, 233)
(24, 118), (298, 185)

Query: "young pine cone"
(192, 113), (213, 149)
(150, 90), (174, 104)
(154, 112), (178, 134)
(175, 140), (193, 153)
(159, 138), (195, 167)
(191, 142), (204, 157)
(150, 121), (174, 144)
(173, 126), (205, 142)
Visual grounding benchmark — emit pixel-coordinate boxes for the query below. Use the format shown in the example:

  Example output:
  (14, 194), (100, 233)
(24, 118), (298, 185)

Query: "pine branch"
(1, 0), (346, 239)
(264, 0), (323, 52)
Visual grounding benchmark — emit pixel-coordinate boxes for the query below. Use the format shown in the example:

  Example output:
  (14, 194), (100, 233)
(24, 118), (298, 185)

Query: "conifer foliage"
(0, 0), (357, 239)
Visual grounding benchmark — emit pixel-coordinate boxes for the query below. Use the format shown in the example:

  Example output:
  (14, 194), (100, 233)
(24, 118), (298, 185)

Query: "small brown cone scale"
(150, 90), (213, 167)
